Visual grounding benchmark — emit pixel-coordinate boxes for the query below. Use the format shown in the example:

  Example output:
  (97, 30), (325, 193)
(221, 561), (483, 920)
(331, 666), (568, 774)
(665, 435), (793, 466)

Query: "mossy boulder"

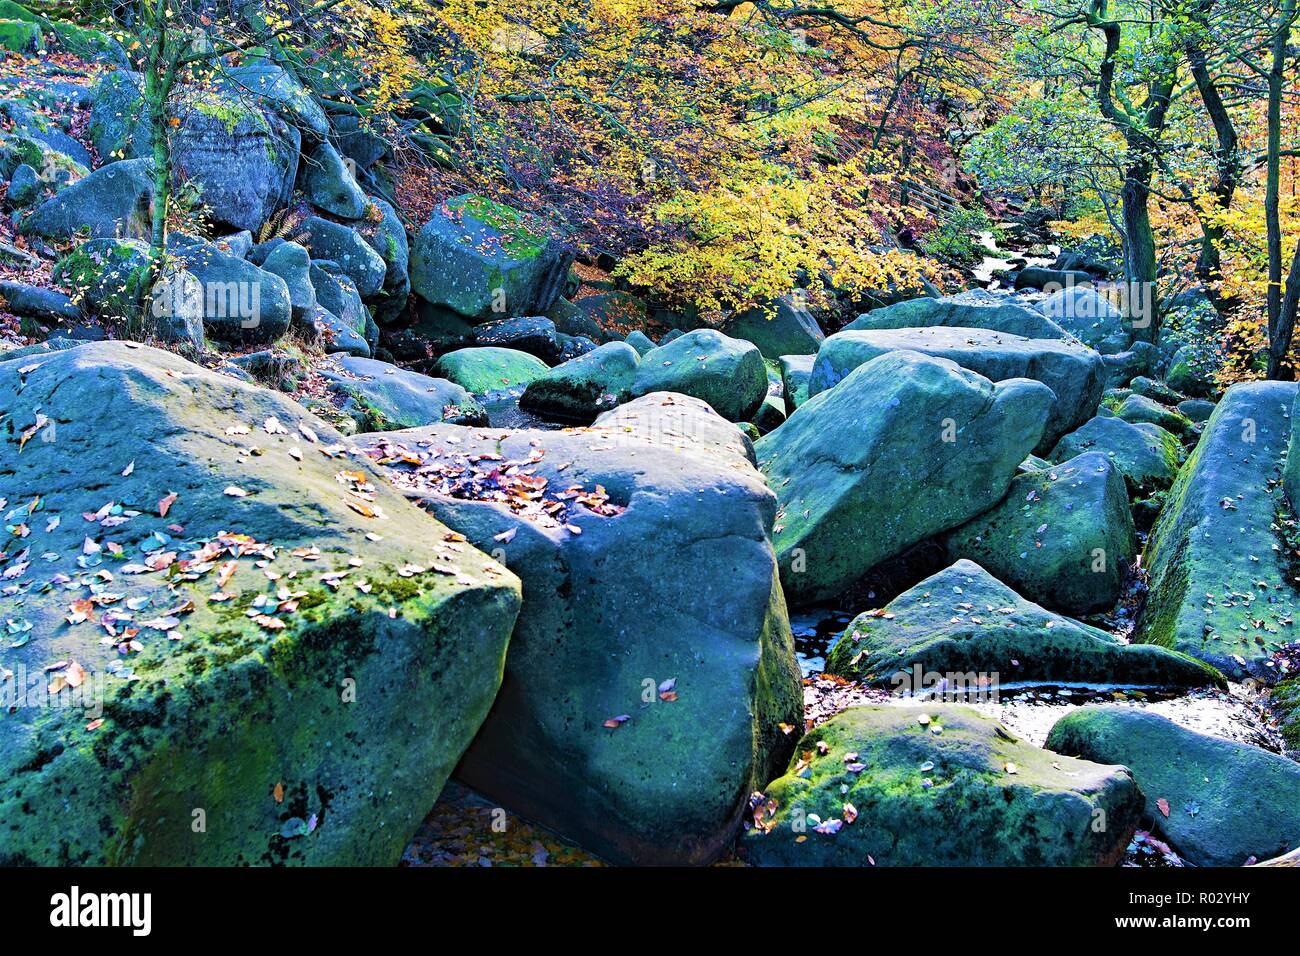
(825, 560), (1223, 689)
(319, 354), (486, 431)
(1177, 398), (1215, 423)
(54, 237), (151, 323)
(217, 61), (329, 138)
(723, 294), (825, 359)
(0, 129), (87, 196)
(169, 91), (300, 234)
(741, 705), (1141, 866)
(1129, 375), (1185, 405)
(21, 157), (154, 242)
(631, 328), (767, 422)
(1116, 393), (1193, 437)
(1048, 415), (1181, 495)
(1269, 678), (1300, 753)
(810, 326), (1105, 452)
(1047, 706), (1300, 866)
(87, 69), (151, 162)
(433, 346), (549, 394)
(0, 342), (521, 865)
(410, 194), (571, 320)
(943, 452), (1136, 615)
(0, 18), (42, 52)
(846, 294), (1068, 340)
(358, 392), (801, 865)
(354, 195), (410, 325)
(758, 350), (1054, 605)
(1135, 381), (1300, 681)
(519, 341), (640, 423)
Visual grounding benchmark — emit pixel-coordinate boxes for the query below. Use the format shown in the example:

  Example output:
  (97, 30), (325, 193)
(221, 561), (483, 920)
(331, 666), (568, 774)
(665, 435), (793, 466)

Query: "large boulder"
(845, 294), (1068, 340)
(169, 93), (299, 234)
(87, 73), (301, 236)
(723, 294), (825, 358)
(217, 61), (330, 137)
(809, 326), (1105, 451)
(518, 341), (640, 423)
(433, 346), (549, 394)
(86, 69), (151, 161)
(357, 392), (802, 865)
(301, 217), (387, 298)
(472, 315), (561, 362)
(318, 354), (486, 431)
(309, 263), (373, 353)
(778, 353), (814, 411)
(259, 241), (315, 321)
(1135, 381), (1300, 681)
(1037, 285), (1130, 352)
(741, 705), (1141, 866)
(21, 157), (154, 241)
(758, 350), (1054, 605)
(1047, 707), (1300, 867)
(943, 452), (1136, 615)
(299, 141), (367, 220)
(168, 237), (292, 345)
(410, 194), (571, 320)
(0, 343), (522, 865)
(354, 195), (410, 325)
(631, 328), (767, 422)
(1048, 415), (1181, 495)
(825, 560), (1222, 689)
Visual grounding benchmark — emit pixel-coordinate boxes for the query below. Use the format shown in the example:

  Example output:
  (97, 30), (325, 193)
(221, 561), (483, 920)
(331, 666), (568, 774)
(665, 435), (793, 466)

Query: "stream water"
(790, 607), (1284, 754)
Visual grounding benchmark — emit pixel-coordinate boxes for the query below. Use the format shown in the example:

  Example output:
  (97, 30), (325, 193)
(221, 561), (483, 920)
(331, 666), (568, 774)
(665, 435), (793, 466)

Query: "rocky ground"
(2, 6), (1299, 868)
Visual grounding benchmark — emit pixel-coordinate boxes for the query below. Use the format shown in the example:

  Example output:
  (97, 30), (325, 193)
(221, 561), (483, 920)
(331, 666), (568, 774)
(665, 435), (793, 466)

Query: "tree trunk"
(1121, 163), (1159, 342)
(1266, 0), (1298, 377)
